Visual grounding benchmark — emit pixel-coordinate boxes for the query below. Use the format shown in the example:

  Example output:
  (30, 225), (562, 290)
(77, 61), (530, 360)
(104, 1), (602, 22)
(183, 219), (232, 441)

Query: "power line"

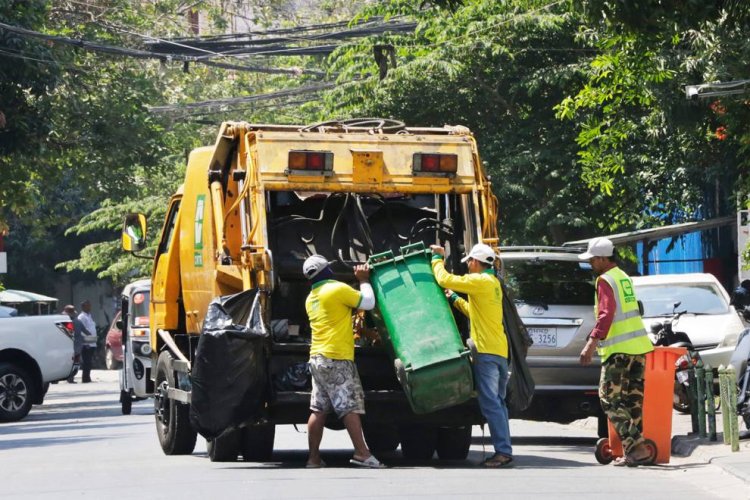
(146, 82), (338, 113)
(0, 21), (324, 76)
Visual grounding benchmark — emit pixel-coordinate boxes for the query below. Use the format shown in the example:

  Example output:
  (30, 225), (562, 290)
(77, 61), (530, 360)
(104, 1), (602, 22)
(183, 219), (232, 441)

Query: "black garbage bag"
(190, 289), (269, 439)
(272, 362), (311, 391)
(501, 281), (536, 413)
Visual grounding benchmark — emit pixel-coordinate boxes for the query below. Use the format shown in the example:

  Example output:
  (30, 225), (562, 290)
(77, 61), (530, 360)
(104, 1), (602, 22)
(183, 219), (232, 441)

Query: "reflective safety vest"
(595, 267), (654, 362)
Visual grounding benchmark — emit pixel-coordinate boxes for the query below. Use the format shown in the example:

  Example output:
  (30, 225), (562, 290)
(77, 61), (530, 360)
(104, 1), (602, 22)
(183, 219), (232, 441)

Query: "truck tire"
(0, 363), (34, 423)
(207, 429), (239, 462)
(241, 425), (275, 462)
(120, 390), (132, 415)
(399, 424), (437, 460)
(436, 426), (472, 460)
(363, 424), (400, 453)
(154, 351), (196, 455)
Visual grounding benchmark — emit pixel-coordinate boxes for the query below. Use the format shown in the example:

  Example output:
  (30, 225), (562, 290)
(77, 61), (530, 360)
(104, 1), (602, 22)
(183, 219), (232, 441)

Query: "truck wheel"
(120, 390), (132, 415)
(399, 424), (437, 460)
(436, 426), (472, 460)
(207, 429), (239, 462)
(154, 351), (196, 455)
(105, 348), (120, 370)
(0, 363), (34, 423)
(241, 425), (275, 462)
(363, 424), (400, 453)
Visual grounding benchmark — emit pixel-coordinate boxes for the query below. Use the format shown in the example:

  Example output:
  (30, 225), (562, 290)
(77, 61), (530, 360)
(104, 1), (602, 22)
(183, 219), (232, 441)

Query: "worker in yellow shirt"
(303, 255), (385, 469)
(430, 243), (512, 467)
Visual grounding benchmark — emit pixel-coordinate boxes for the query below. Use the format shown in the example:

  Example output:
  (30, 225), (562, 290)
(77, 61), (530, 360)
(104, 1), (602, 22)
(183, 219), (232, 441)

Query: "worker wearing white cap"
(430, 242), (512, 468)
(302, 255), (384, 469)
(578, 237), (654, 466)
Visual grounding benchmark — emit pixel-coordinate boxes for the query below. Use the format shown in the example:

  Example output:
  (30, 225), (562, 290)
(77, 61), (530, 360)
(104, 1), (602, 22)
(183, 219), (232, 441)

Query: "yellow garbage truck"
(122, 118), (500, 462)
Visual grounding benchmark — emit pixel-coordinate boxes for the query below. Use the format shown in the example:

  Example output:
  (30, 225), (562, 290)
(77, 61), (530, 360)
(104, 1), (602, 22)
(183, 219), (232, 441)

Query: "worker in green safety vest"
(578, 237), (654, 467)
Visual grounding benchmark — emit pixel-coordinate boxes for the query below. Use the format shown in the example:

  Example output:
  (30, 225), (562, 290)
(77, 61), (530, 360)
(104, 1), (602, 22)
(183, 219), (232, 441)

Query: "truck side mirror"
(122, 213), (147, 252)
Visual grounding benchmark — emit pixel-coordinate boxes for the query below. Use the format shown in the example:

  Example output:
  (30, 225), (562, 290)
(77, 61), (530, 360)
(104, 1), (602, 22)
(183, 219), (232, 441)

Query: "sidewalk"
(671, 420), (750, 484)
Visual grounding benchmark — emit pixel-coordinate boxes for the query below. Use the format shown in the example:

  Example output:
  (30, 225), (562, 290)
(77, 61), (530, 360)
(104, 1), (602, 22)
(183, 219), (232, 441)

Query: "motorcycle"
(729, 327), (750, 430)
(649, 304), (698, 413)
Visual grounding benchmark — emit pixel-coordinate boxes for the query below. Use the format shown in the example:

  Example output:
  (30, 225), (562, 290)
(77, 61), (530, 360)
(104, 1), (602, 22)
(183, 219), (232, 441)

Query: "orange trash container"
(599, 346), (687, 464)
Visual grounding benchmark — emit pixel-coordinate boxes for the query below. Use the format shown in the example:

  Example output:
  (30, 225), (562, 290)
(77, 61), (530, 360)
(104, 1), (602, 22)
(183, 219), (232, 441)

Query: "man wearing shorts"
(303, 255), (384, 469)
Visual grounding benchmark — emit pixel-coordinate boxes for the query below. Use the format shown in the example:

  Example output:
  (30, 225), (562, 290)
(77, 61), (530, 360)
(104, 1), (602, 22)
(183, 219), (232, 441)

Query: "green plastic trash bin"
(368, 242), (474, 414)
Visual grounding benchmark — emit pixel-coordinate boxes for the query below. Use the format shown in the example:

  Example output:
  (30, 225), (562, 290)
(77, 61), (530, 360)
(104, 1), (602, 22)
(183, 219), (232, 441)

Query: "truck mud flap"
(189, 289), (269, 439)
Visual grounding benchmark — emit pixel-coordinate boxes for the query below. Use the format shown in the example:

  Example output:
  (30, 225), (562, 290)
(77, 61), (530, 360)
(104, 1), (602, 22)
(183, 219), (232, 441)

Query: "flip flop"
(350, 456), (386, 468)
(306, 460), (326, 468)
(482, 454), (514, 468)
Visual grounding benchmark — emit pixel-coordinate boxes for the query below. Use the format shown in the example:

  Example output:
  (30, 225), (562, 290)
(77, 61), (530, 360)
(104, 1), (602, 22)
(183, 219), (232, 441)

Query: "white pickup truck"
(0, 314), (76, 422)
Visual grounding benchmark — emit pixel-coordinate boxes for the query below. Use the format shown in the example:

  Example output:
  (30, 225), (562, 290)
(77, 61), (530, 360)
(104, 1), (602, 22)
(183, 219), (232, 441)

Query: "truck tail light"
(413, 153), (458, 176)
(286, 150), (333, 176)
(55, 320), (75, 340)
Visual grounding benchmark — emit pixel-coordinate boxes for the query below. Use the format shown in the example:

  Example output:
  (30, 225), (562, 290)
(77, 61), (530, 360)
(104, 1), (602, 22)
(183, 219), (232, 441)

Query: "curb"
(672, 433), (750, 484)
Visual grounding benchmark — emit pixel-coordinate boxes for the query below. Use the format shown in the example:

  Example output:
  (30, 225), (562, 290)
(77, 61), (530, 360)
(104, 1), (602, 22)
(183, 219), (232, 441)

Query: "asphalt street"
(0, 370), (748, 500)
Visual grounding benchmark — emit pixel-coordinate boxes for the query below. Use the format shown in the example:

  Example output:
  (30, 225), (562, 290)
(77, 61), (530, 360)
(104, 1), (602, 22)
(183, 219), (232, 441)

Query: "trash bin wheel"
(641, 438), (658, 464)
(394, 358), (407, 386)
(594, 437), (614, 465)
(466, 338), (478, 363)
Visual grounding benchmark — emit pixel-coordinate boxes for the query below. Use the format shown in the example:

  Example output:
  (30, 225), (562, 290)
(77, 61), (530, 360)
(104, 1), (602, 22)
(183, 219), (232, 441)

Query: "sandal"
(350, 455), (386, 468)
(482, 454), (514, 468)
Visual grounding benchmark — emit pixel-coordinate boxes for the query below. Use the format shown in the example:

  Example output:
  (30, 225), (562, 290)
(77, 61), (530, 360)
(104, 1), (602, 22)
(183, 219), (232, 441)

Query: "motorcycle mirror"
(672, 301), (682, 313)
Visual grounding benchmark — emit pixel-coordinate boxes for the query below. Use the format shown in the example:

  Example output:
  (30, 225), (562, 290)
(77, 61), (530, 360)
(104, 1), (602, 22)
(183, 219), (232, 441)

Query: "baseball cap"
(461, 243), (497, 265)
(578, 237), (614, 260)
(302, 254), (334, 279)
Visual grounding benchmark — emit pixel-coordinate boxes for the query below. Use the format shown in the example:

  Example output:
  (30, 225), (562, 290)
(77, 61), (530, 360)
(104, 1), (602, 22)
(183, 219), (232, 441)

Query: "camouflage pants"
(599, 353), (647, 455)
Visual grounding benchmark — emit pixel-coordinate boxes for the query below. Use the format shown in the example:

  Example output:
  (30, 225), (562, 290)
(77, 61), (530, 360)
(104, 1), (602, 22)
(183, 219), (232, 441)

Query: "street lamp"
(685, 79), (750, 99)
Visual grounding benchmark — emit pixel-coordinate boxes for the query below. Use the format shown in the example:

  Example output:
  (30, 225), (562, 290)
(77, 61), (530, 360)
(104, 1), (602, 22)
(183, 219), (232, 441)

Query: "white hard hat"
(303, 254), (333, 279)
(461, 243), (497, 265)
(578, 237), (614, 260)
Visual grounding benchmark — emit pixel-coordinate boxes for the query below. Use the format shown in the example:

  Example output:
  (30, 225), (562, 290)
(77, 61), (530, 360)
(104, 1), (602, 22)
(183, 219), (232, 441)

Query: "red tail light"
(287, 150), (333, 175)
(55, 321), (75, 340)
(413, 153), (458, 177)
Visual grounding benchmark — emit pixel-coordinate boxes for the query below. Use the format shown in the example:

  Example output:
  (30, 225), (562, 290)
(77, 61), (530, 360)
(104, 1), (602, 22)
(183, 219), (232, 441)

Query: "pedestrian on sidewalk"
(430, 243), (513, 468)
(63, 305), (86, 384)
(303, 255), (384, 469)
(578, 237), (655, 466)
(77, 300), (98, 383)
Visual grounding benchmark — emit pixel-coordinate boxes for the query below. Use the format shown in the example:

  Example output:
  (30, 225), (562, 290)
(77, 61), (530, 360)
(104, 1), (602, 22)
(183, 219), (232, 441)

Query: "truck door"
(151, 198), (182, 334)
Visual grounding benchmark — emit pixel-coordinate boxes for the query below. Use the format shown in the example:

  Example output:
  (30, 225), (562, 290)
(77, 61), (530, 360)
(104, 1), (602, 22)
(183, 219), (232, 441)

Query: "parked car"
(0, 306), (18, 318)
(633, 273), (745, 370)
(499, 247), (603, 429)
(0, 314), (76, 422)
(105, 312), (124, 370)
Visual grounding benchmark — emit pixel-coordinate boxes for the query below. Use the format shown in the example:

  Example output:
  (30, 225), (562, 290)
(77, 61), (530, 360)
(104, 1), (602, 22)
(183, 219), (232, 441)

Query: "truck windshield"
(131, 291), (150, 327)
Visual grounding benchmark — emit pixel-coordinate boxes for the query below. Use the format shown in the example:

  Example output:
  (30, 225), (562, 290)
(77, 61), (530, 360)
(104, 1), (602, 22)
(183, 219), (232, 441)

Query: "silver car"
(500, 247), (604, 428)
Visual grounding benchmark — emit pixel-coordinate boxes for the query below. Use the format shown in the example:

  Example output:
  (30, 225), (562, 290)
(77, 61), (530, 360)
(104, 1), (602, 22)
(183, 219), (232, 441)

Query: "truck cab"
(123, 119), (500, 461)
(118, 279), (153, 414)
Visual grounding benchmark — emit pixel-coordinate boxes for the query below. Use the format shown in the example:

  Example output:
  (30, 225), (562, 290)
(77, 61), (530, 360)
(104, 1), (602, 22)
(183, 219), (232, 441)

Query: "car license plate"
(528, 327), (557, 347)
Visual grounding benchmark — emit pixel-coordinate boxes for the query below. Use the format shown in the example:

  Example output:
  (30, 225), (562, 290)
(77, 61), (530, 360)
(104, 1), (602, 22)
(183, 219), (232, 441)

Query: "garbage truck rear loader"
(122, 119), (501, 462)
